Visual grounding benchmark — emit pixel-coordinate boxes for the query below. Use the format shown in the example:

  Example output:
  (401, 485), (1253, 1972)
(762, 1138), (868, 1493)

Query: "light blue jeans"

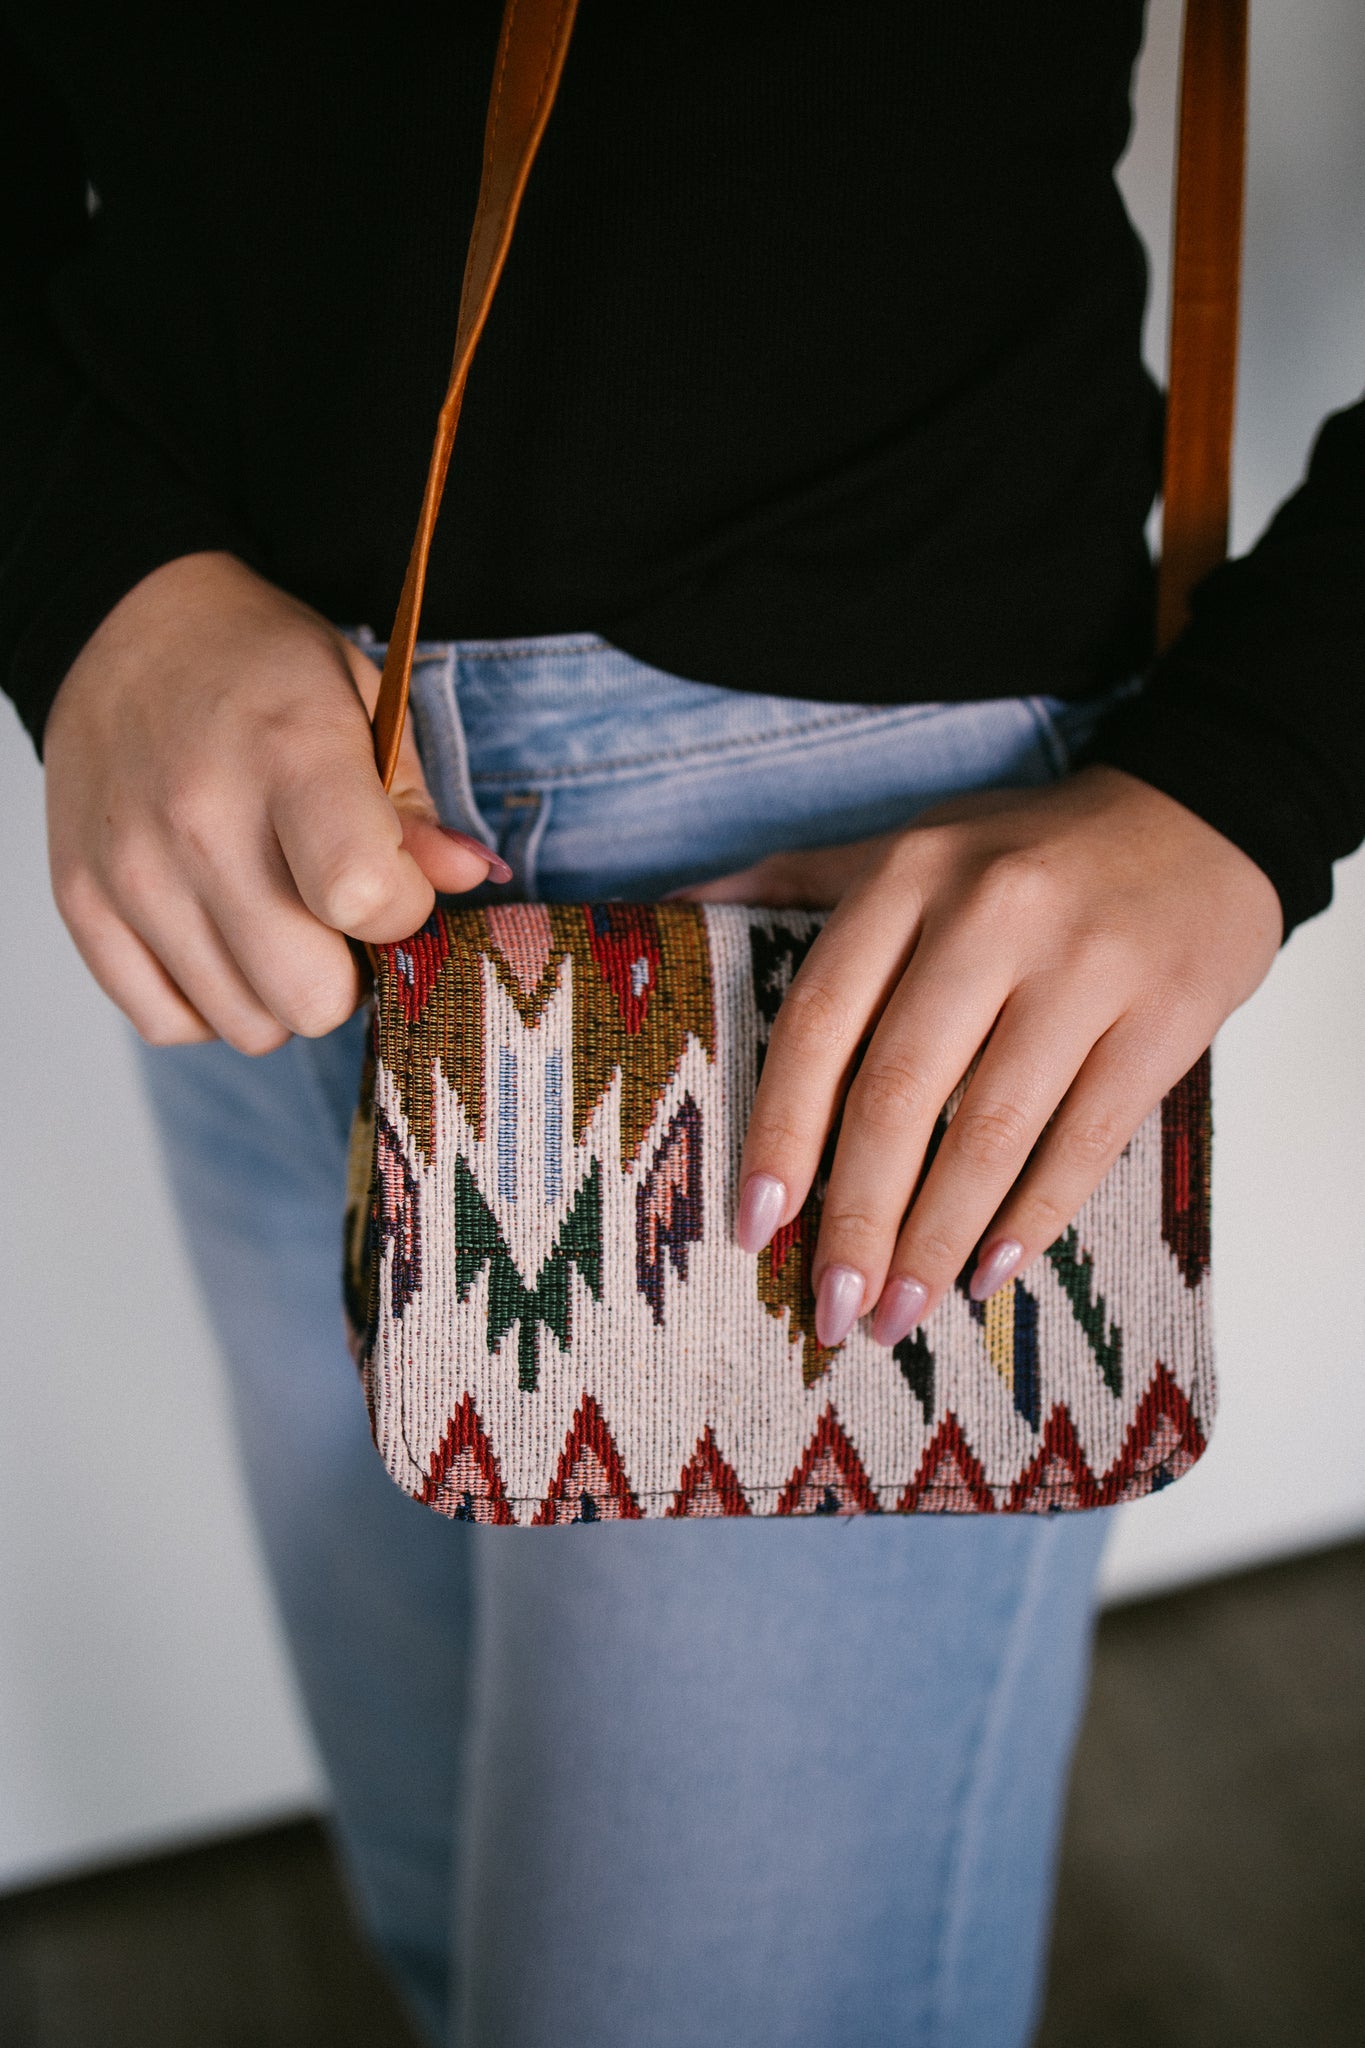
(138, 637), (1126, 2048)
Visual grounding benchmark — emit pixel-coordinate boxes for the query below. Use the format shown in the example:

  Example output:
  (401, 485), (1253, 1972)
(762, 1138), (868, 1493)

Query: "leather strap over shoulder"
(370, 0), (1246, 777)
(1157, 0), (1249, 652)
(371, 0), (580, 789)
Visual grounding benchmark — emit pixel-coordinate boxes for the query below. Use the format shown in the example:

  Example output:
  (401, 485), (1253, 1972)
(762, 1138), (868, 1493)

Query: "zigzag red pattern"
(668, 1427), (751, 1518)
(898, 1412), (996, 1513)
(356, 904), (1216, 1523)
(420, 1393), (515, 1524)
(777, 1404), (880, 1516)
(1008, 1404), (1102, 1513)
(1101, 1363), (1207, 1504)
(533, 1394), (643, 1525)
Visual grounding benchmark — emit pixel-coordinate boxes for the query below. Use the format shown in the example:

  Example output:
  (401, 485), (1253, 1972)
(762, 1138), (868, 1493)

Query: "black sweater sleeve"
(1076, 391), (1365, 940)
(2, 18), (1361, 948)
(0, 32), (258, 754)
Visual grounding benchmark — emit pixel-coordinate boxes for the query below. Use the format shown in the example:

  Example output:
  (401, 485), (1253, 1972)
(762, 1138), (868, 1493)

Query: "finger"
(57, 881), (217, 1047)
(865, 985), (1119, 1345)
(106, 765), (368, 1042)
(272, 681), (507, 936)
(965, 1009), (1208, 1295)
(118, 882), (298, 1054)
(190, 861), (364, 1042)
(398, 812), (513, 894)
(269, 729), (441, 944)
(735, 862), (928, 1252)
(386, 697), (511, 894)
(802, 923), (1027, 1344)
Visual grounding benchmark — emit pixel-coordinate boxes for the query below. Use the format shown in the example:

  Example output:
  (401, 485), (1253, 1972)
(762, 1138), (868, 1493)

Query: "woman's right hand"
(43, 550), (507, 1055)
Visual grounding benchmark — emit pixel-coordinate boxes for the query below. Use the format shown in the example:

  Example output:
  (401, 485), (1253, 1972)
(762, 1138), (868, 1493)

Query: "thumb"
(355, 645), (512, 896)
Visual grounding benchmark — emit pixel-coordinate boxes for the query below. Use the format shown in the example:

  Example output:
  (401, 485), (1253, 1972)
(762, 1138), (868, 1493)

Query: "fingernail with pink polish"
(872, 1277), (930, 1348)
(439, 827), (512, 883)
(969, 1238), (1025, 1303)
(815, 1265), (865, 1349)
(736, 1173), (786, 1254)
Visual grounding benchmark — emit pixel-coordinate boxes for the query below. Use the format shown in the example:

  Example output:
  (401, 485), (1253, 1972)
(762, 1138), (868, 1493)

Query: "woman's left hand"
(673, 764), (1282, 1349)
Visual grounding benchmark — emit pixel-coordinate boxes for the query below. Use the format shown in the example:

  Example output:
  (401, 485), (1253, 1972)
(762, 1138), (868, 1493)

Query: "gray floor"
(0, 1821), (418, 2048)
(1, 1541), (1361, 2047)
(1039, 1536), (1365, 2048)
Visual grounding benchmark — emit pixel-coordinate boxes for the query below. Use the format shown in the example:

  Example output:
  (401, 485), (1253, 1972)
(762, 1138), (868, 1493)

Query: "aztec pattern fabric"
(344, 902), (1215, 1523)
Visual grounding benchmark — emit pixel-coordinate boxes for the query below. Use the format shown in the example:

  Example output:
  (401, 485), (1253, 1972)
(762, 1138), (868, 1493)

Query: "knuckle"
(234, 1022), (292, 1058)
(1018, 1186), (1074, 1242)
(280, 974), (356, 1040)
(846, 1056), (934, 1132)
(769, 979), (857, 1062)
(1145, 965), (1214, 1028)
(255, 694), (334, 771)
(51, 862), (101, 933)
(104, 835), (165, 917)
(951, 1096), (1033, 1170)
(881, 828), (928, 880)
(974, 849), (1053, 926)
(135, 1011), (202, 1050)
(901, 1221), (965, 1282)
(99, 827), (150, 901)
(161, 781), (228, 867)
(747, 1107), (817, 1160)
(820, 1204), (890, 1261)
(1057, 1108), (1124, 1172)
(317, 858), (395, 932)
(1071, 925), (1131, 988)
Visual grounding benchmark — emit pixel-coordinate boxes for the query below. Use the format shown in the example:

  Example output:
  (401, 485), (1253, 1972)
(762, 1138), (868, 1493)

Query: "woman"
(3, 4), (1356, 2043)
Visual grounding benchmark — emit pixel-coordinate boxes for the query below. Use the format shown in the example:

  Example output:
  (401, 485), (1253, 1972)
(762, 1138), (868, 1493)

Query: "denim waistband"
(345, 626), (1138, 893)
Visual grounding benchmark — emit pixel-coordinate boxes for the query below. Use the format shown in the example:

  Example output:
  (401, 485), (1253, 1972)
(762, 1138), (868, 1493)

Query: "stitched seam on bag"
(454, 1483), (1030, 1506)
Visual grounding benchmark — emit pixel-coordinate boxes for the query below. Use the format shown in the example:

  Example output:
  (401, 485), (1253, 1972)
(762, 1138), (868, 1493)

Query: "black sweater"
(3, 1), (1362, 936)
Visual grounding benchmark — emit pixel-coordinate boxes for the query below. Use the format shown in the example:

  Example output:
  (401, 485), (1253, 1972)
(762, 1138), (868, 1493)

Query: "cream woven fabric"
(345, 901), (1214, 1523)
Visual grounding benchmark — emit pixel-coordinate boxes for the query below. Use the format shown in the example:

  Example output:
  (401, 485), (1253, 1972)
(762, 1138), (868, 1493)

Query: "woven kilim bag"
(345, 0), (1247, 1523)
(344, 903), (1214, 1521)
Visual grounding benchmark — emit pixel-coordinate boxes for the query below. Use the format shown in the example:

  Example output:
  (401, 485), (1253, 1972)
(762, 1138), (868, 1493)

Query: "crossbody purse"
(345, 0), (1249, 1523)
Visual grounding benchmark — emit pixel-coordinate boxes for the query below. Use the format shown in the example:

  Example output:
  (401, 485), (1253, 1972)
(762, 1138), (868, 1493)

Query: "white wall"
(1101, 0), (1365, 1597)
(0, 737), (323, 1891)
(1, 0), (1363, 1890)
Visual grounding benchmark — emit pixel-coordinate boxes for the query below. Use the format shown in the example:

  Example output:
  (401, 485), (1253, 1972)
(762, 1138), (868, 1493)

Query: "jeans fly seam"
(520, 785), (553, 902)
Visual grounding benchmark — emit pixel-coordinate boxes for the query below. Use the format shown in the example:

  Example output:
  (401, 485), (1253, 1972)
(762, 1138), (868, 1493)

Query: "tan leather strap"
(371, 0), (580, 788)
(1157, 0), (1249, 652)
(371, 0), (1246, 773)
